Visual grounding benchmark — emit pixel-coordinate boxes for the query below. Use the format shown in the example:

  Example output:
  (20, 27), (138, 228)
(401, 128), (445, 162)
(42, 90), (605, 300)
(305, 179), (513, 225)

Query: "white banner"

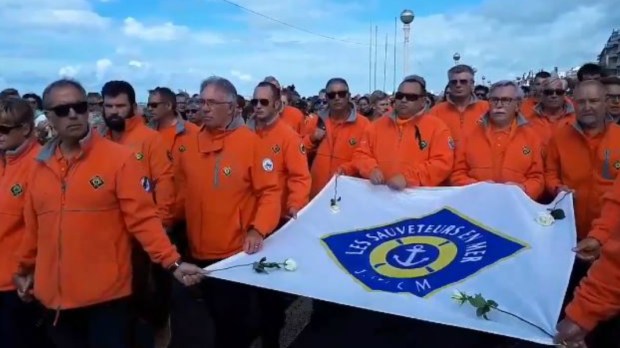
(207, 176), (575, 345)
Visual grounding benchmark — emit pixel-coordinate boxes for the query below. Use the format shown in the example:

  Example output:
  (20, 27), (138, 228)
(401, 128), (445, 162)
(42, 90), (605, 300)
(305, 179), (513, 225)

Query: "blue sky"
(0, 0), (618, 100)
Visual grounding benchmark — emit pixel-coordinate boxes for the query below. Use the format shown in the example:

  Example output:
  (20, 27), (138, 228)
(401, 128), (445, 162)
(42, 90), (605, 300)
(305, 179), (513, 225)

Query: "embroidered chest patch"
(10, 184), (23, 197)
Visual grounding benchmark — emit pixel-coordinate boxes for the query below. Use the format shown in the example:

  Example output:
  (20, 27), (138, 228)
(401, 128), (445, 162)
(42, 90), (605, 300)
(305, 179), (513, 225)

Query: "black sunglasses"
(250, 98), (270, 107)
(326, 91), (348, 99)
(394, 92), (424, 102)
(0, 124), (22, 135)
(147, 102), (165, 109)
(47, 101), (88, 117)
(449, 79), (470, 86)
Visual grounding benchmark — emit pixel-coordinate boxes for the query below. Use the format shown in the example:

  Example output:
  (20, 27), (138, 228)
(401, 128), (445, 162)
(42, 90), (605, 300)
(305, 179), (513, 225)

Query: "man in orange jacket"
(430, 65), (489, 144)
(100, 80), (178, 345)
(555, 173), (620, 347)
(169, 76), (281, 348)
(302, 78), (370, 197)
(0, 98), (49, 347)
(12, 78), (203, 348)
(353, 75), (454, 190)
(247, 81), (311, 348)
(451, 80), (544, 200)
(264, 76), (305, 134)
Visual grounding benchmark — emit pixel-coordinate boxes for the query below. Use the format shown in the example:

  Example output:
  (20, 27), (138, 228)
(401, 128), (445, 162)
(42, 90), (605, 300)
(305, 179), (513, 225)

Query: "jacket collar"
(2, 137), (37, 164)
(317, 102), (358, 123)
(479, 112), (529, 128)
(37, 126), (96, 162)
(245, 114), (279, 131)
(533, 100), (575, 116)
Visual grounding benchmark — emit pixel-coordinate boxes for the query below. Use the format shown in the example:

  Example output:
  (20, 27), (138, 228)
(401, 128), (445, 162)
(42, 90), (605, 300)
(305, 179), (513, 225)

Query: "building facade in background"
(599, 29), (620, 76)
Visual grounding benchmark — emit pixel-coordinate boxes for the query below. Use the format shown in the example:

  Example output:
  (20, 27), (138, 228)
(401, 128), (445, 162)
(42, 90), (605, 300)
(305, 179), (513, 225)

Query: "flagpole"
(393, 17), (397, 93)
(383, 33), (388, 92)
(374, 25), (378, 91)
(368, 23), (372, 93)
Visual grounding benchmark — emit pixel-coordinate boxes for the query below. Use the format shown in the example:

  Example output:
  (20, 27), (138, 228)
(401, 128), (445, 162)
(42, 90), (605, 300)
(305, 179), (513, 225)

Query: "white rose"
(536, 211), (555, 226)
(283, 258), (298, 271)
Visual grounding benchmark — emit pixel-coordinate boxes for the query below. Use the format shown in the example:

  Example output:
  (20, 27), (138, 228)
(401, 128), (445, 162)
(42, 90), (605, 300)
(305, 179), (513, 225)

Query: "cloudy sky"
(0, 0), (618, 100)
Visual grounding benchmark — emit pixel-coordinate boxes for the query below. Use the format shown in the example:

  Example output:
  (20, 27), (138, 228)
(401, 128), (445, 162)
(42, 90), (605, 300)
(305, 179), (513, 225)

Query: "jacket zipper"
(213, 153), (222, 187)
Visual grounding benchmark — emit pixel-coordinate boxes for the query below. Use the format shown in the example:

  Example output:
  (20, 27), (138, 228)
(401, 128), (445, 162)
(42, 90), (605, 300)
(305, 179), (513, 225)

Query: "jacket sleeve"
(301, 117), (319, 153)
(565, 237), (620, 330)
(250, 137), (282, 236)
(116, 155), (180, 268)
(404, 123), (454, 187)
(352, 124), (379, 179)
(16, 187), (38, 275)
(522, 138), (545, 200)
(450, 137), (477, 186)
(544, 136), (563, 195)
(284, 134), (311, 212)
(147, 134), (176, 228)
(588, 177), (620, 244)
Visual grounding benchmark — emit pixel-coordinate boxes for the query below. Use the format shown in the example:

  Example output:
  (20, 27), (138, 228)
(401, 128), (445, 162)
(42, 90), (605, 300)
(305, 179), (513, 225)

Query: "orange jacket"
(17, 131), (179, 310)
(450, 114), (544, 200)
(0, 139), (40, 291)
(429, 98), (489, 144)
(281, 105), (305, 134)
(520, 98), (537, 116)
(148, 117), (200, 159)
(302, 106), (370, 197)
(352, 112), (454, 186)
(524, 102), (576, 149)
(174, 117), (281, 260)
(565, 175), (620, 330)
(101, 116), (175, 227)
(247, 117), (311, 218)
(545, 121), (620, 239)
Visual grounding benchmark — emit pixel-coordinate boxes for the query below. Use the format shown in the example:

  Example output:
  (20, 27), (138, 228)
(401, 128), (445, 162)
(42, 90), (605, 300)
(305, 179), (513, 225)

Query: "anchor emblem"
(393, 244), (430, 267)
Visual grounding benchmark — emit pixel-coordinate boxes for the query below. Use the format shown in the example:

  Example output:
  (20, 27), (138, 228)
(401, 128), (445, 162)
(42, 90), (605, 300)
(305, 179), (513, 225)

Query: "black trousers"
(169, 259), (260, 348)
(257, 288), (296, 348)
(0, 290), (51, 348)
(292, 300), (500, 348)
(46, 297), (131, 348)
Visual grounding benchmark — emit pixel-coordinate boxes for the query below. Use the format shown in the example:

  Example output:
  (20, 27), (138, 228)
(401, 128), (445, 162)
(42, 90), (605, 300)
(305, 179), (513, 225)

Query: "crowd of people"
(1, 61), (620, 348)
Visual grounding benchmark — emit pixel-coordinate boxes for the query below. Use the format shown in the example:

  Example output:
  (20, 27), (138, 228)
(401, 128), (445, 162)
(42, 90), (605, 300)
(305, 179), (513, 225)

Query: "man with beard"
(99, 80), (176, 347)
(13, 78), (204, 348)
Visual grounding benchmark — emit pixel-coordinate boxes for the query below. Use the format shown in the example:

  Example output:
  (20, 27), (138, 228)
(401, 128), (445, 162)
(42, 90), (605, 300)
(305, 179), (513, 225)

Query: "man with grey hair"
(430, 64), (489, 144)
(524, 76), (575, 147)
(169, 76), (281, 348)
(451, 79), (544, 200)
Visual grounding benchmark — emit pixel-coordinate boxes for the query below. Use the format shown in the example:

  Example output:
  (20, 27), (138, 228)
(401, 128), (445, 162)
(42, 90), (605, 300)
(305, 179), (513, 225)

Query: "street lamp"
(400, 9), (415, 76)
(453, 52), (460, 65)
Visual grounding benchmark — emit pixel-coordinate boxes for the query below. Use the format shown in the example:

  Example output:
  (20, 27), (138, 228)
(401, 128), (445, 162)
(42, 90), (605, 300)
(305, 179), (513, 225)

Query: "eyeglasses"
(326, 91), (348, 99)
(449, 79), (470, 86)
(475, 93), (486, 98)
(88, 101), (103, 107)
(187, 109), (199, 114)
(542, 89), (566, 97)
(47, 101), (88, 117)
(316, 99), (327, 105)
(394, 92), (423, 102)
(250, 98), (270, 107)
(197, 99), (231, 108)
(0, 124), (21, 135)
(489, 97), (516, 105)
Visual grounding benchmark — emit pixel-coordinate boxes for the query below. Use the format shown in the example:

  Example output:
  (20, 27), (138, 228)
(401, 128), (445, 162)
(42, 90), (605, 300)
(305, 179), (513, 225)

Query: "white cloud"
(95, 59), (113, 81)
(128, 60), (144, 69)
(0, 0), (618, 99)
(58, 65), (81, 78)
(122, 17), (225, 44)
(230, 70), (253, 82)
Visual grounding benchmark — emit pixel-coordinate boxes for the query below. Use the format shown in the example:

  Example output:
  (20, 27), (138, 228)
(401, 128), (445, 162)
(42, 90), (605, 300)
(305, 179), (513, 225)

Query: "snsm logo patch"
(321, 208), (528, 298)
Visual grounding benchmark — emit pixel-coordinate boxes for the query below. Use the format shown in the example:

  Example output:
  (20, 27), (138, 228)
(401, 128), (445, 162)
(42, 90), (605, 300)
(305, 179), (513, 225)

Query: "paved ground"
(251, 297), (313, 348)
